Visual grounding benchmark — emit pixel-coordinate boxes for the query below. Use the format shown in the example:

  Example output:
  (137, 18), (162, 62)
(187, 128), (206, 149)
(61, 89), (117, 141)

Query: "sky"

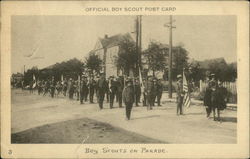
(11, 15), (236, 74)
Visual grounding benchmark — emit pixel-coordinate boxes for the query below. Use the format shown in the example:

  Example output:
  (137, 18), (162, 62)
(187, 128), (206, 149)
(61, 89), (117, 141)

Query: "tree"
(188, 58), (237, 82)
(85, 54), (102, 74)
(188, 60), (205, 82)
(39, 58), (85, 80)
(114, 39), (137, 76)
(143, 42), (188, 79)
(225, 62), (237, 82)
(143, 41), (166, 76)
(24, 66), (39, 86)
(172, 46), (189, 80)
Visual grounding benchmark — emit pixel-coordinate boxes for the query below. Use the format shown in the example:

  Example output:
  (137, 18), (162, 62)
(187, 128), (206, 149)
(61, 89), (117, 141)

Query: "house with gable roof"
(90, 33), (135, 78)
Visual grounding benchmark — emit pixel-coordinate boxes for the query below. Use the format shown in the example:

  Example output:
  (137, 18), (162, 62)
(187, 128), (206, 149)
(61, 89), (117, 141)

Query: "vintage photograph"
(11, 15), (237, 144)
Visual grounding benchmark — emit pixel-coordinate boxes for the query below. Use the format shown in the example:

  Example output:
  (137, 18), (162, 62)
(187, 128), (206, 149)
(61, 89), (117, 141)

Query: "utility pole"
(135, 16), (139, 76)
(138, 15), (142, 70)
(164, 15), (176, 98)
(133, 15), (142, 77)
(134, 15), (141, 76)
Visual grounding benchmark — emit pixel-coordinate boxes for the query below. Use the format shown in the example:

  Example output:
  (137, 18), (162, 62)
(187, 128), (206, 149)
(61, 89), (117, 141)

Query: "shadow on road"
(185, 112), (204, 116)
(220, 117), (237, 123)
(132, 115), (161, 120)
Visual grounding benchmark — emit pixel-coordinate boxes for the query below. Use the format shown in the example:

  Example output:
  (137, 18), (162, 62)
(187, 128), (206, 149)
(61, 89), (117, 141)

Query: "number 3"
(8, 149), (12, 155)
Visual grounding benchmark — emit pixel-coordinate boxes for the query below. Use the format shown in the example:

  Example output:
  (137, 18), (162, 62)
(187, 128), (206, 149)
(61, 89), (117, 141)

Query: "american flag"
(183, 71), (191, 108)
(32, 74), (36, 88)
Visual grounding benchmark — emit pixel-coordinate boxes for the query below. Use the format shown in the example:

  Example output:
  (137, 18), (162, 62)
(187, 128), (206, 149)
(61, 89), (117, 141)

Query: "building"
(90, 33), (135, 78)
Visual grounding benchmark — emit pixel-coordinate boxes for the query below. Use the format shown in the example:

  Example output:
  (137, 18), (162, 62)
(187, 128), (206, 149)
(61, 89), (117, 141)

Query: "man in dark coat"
(109, 76), (118, 109)
(204, 76), (212, 118)
(156, 79), (163, 106)
(97, 74), (108, 109)
(214, 81), (227, 122)
(147, 77), (157, 110)
(122, 79), (135, 120)
(209, 74), (218, 120)
(80, 76), (88, 104)
(176, 74), (184, 115)
(88, 76), (96, 103)
(116, 76), (124, 108)
(134, 78), (141, 106)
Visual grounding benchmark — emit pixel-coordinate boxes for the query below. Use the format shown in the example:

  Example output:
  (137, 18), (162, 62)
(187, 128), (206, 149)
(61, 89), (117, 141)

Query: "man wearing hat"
(122, 78), (135, 120)
(147, 76), (157, 110)
(96, 73), (108, 109)
(88, 76), (96, 103)
(156, 78), (163, 106)
(204, 74), (212, 118)
(134, 78), (141, 106)
(116, 75), (124, 108)
(176, 74), (184, 115)
(80, 75), (88, 104)
(109, 76), (118, 109)
(208, 73), (218, 120)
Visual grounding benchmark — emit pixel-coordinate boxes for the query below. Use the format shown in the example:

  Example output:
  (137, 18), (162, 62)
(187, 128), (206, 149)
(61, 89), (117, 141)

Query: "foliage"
(23, 58), (85, 84)
(114, 39), (137, 76)
(23, 66), (39, 86)
(188, 58), (237, 82)
(143, 42), (189, 80)
(172, 46), (189, 80)
(143, 42), (167, 76)
(85, 54), (102, 74)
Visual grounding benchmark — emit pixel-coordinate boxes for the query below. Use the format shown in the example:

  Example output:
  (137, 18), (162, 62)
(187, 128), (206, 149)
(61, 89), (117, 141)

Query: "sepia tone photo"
(1, 1), (249, 158)
(11, 15), (237, 144)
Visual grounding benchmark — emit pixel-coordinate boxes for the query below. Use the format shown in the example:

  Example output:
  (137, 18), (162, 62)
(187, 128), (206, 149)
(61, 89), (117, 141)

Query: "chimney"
(104, 34), (108, 39)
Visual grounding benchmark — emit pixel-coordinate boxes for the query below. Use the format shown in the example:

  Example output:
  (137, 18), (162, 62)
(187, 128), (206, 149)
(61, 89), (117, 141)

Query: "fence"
(199, 80), (237, 104)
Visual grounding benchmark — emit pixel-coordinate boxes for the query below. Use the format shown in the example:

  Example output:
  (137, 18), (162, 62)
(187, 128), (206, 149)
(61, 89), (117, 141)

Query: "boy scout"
(176, 74), (184, 115)
(122, 78), (135, 120)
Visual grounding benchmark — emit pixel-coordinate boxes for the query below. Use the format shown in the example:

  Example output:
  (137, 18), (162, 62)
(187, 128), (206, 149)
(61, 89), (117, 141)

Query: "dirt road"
(11, 89), (237, 143)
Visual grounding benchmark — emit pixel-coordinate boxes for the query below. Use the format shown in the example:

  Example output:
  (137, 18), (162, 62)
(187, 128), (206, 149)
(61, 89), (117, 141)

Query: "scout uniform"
(88, 77), (96, 103)
(80, 76), (88, 104)
(109, 76), (118, 109)
(116, 76), (124, 108)
(122, 79), (135, 120)
(176, 74), (184, 115)
(97, 74), (108, 109)
(156, 79), (163, 106)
